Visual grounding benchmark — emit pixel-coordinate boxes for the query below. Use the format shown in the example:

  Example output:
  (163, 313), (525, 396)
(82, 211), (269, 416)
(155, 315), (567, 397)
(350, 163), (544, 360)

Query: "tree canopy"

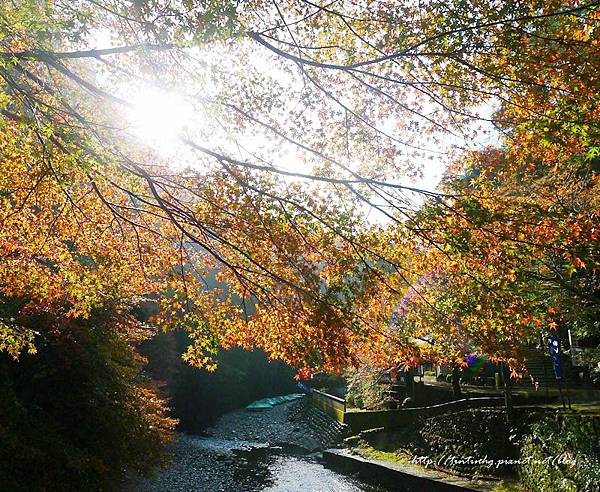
(1, 0), (599, 377)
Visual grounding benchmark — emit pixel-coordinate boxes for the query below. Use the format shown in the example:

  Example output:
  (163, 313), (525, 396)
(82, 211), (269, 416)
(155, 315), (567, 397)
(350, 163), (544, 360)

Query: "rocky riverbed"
(206, 398), (324, 451)
(126, 398), (387, 491)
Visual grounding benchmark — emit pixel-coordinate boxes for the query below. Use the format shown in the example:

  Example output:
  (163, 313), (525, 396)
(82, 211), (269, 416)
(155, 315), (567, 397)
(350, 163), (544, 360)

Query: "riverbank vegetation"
(345, 408), (600, 491)
(0, 296), (174, 491)
(1, 0), (599, 489)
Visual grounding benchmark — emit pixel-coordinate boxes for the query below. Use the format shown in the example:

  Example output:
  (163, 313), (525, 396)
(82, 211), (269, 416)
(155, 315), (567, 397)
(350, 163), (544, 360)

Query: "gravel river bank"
(126, 399), (388, 491)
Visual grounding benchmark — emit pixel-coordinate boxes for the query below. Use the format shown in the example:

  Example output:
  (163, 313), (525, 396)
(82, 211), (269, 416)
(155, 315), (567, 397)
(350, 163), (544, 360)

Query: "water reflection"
(232, 447), (276, 490)
(128, 436), (388, 492)
(262, 455), (384, 492)
(229, 443), (386, 492)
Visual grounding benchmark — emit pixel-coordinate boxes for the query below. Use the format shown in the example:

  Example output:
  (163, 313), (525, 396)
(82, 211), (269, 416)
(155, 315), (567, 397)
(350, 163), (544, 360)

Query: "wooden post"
(543, 355), (549, 400)
(452, 364), (462, 399)
(501, 364), (514, 425)
(557, 382), (566, 409)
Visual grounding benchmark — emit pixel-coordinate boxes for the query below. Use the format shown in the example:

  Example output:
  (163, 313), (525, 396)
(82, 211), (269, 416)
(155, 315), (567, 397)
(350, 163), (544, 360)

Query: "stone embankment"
(207, 395), (347, 452)
(288, 395), (348, 449)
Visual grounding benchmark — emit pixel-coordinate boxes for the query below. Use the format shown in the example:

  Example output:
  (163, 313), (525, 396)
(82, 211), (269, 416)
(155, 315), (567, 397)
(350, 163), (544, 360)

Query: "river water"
(129, 435), (388, 491)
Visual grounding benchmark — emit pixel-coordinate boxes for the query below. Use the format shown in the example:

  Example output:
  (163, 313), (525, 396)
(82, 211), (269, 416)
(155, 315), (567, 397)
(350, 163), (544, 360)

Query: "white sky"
(88, 32), (500, 220)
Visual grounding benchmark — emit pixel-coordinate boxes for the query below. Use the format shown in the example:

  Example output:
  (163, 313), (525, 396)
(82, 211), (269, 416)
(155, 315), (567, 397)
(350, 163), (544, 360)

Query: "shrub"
(346, 367), (393, 409)
(519, 413), (600, 492)
(0, 301), (175, 492)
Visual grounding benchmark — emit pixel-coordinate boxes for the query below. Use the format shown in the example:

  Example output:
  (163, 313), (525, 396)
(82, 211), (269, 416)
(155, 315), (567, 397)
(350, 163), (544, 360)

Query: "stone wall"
(518, 411), (600, 491)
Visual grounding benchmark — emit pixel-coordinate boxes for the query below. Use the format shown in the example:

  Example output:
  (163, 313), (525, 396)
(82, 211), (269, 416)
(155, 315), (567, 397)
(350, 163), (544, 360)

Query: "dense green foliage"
(143, 332), (298, 433)
(0, 299), (173, 492)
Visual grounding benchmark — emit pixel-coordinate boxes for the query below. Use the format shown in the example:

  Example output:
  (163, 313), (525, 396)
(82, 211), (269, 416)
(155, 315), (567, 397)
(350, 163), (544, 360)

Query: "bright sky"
(107, 39), (500, 220)
(123, 86), (496, 179)
(128, 88), (192, 147)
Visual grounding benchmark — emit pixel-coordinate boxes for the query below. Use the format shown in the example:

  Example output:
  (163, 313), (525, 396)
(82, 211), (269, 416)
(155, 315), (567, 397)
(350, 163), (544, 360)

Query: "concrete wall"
(323, 450), (474, 491)
(311, 389), (346, 423)
(343, 397), (505, 432)
(310, 390), (506, 432)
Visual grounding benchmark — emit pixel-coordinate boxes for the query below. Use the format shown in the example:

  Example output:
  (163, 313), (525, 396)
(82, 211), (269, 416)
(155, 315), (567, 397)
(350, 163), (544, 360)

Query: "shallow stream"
(129, 435), (388, 491)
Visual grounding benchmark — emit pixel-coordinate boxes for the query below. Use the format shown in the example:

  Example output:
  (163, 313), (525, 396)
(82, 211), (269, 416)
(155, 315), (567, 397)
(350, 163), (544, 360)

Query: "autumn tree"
(1, 0), (599, 378)
(381, 2), (599, 373)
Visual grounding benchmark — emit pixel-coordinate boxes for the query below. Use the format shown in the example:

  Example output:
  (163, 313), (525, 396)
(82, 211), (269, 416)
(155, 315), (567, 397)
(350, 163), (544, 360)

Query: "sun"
(126, 86), (192, 155)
